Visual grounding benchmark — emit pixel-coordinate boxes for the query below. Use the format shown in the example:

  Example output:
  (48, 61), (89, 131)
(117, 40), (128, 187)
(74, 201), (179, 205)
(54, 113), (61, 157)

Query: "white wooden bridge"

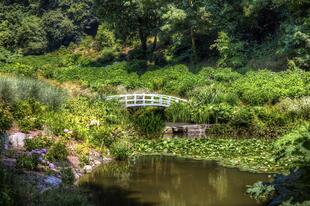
(105, 94), (187, 107)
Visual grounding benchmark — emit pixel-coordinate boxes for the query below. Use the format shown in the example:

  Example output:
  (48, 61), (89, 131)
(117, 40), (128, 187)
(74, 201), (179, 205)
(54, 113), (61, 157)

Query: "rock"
(94, 160), (101, 166)
(48, 163), (56, 170)
(44, 176), (62, 187)
(9, 132), (26, 148)
(2, 157), (16, 168)
(83, 165), (92, 173)
(68, 155), (80, 169)
(102, 157), (113, 163)
(89, 120), (100, 126)
(164, 127), (173, 134)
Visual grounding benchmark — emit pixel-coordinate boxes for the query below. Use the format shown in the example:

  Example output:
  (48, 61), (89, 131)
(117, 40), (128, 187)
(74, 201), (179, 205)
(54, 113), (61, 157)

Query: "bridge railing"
(105, 94), (187, 107)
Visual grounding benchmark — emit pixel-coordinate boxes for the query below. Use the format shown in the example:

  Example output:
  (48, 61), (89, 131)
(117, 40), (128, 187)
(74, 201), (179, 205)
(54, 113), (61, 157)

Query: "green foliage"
(275, 124), (310, 167)
(132, 108), (165, 137)
(16, 154), (39, 170)
(12, 100), (47, 132)
(16, 15), (47, 54)
(0, 76), (66, 109)
(246, 181), (275, 201)
(24, 136), (53, 151)
(141, 64), (196, 96)
(60, 168), (75, 185)
(210, 32), (246, 68)
(232, 70), (308, 105)
(0, 48), (20, 64)
(165, 103), (192, 123)
(110, 139), (132, 161)
(46, 142), (68, 162)
(95, 24), (116, 49)
(132, 138), (291, 172)
(0, 104), (13, 131)
(281, 200), (310, 206)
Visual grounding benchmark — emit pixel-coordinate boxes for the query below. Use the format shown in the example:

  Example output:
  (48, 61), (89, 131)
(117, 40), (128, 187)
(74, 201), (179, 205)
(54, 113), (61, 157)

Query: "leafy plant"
(246, 181), (275, 201)
(16, 154), (39, 170)
(46, 142), (68, 162)
(132, 108), (165, 138)
(24, 137), (53, 151)
(60, 167), (75, 185)
(110, 139), (131, 161)
(0, 104), (13, 131)
(274, 124), (310, 168)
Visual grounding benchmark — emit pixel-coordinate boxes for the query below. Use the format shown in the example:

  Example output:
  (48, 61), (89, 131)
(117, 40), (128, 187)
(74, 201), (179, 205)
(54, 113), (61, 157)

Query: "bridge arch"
(105, 94), (187, 108)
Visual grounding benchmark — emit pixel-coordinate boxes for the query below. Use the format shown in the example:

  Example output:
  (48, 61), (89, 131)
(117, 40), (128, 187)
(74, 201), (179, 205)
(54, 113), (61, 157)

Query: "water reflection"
(79, 156), (269, 206)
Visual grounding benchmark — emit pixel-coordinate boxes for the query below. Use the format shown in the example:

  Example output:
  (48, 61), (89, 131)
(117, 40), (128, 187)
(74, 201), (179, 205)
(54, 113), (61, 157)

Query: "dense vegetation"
(0, 0), (309, 70)
(0, 0), (309, 205)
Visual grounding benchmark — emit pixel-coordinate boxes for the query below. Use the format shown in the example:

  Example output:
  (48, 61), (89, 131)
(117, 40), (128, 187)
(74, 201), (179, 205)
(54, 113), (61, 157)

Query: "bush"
(0, 48), (19, 64)
(165, 103), (192, 123)
(277, 97), (310, 120)
(95, 25), (116, 50)
(274, 124), (310, 168)
(60, 168), (75, 185)
(0, 76), (66, 110)
(12, 100), (47, 132)
(132, 108), (165, 137)
(232, 70), (307, 105)
(16, 154), (39, 170)
(232, 107), (256, 128)
(246, 181), (275, 201)
(46, 142), (68, 162)
(24, 136), (53, 151)
(0, 104), (13, 131)
(110, 139), (131, 161)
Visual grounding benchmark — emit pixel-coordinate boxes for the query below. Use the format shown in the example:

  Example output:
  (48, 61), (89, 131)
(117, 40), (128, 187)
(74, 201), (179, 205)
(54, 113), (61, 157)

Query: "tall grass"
(0, 76), (66, 110)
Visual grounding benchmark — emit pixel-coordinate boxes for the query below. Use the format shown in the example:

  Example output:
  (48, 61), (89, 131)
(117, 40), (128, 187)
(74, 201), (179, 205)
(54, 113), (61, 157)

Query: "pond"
(79, 155), (270, 206)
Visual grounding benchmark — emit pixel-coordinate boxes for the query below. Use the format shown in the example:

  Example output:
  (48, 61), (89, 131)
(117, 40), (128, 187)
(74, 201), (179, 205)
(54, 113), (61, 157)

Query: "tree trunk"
(139, 29), (148, 54)
(188, 0), (198, 64)
(190, 27), (198, 64)
(152, 35), (158, 52)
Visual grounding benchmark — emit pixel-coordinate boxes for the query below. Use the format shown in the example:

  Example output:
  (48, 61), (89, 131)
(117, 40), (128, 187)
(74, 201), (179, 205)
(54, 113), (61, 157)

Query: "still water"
(79, 156), (269, 206)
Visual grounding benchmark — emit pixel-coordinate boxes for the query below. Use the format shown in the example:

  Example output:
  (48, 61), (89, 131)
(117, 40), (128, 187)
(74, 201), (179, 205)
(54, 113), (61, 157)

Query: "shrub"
(210, 32), (246, 68)
(246, 181), (275, 201)
(190, 105), (210, 124)
(12, 100), (47, 132)
(0, 48), (20, 64)
(95, 24), (116, 50)
(46, 142), (68, 162)
(277, 97), (310, 120)
(91, 127), (117, 148)
(232, 70), (307, 105)
(16, 154), (39, 170)
(0, 104), (13, 131)
(132, 108), (165, 137)
(232, 107), (256, 128)
(0, 76), (66, 110)
(110, 139), (131, 161)
(60, 168), (75, 185)
(274, 124), (310, 168)
(24, 136), (53, 151)
(165, 103), (192, 123)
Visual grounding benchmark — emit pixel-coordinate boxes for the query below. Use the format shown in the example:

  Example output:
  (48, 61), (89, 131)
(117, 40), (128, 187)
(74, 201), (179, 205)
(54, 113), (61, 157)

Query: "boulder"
(9, 132), (26, 148)
(83, 165), (92, 173)
(44, 175), (62, 187)
(68, 155), (80, 169)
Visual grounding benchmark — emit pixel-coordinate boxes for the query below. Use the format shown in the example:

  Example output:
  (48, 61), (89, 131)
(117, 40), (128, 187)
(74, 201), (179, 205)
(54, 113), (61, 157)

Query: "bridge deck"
(105, 94), (187, 107)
